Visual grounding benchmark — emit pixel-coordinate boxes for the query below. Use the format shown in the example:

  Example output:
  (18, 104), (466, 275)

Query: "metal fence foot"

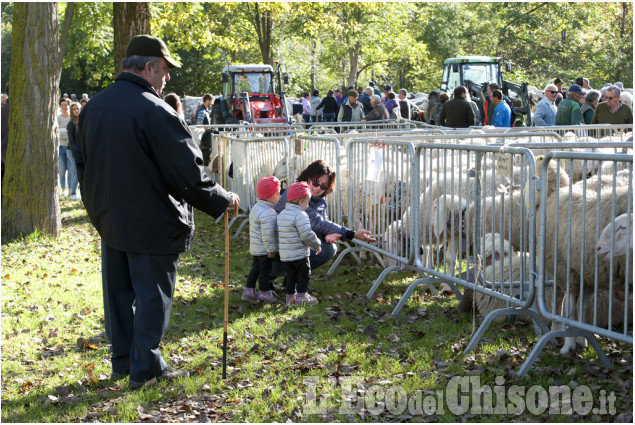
(232, 217), (249, 239)
(516, 328), (613, 377)
(464, 307), (550, 355)
(366, 265), (405, 299)
(325, 246), (365, 277)
(391, 277), (440, 316)
(337, 241), (362, 264)
(227, 215), (239, 230)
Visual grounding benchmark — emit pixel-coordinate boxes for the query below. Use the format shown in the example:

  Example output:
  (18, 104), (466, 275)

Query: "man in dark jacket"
(398, 88), (411, 120)
(359, 87), (373, 115)
(315, 90), (339, 122)
(439, 85), (475, 128)
(77, 35), (239, 389)
(362, 94), (389, 122)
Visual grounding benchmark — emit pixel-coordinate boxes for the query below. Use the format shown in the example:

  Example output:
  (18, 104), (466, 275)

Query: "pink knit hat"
(256, 176), (280, 200)
(286, 181), (311, 201)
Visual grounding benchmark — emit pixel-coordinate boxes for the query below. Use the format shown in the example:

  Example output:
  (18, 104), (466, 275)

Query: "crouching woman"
(274, 160), (376, 270)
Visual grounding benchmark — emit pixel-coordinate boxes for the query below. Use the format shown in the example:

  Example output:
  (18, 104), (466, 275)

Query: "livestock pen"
(192, 122), (632, 377)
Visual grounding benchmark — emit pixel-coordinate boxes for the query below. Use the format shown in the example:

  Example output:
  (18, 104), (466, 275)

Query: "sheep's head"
(482, 233), (514, 261)
(431, 195), (468, 239)
(596, 213), (633, 259)
(524, 155), (570, 210)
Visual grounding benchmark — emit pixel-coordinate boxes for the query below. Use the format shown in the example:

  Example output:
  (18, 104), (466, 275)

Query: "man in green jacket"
(555, 84), (586, 125)
(591, 85), (633, 125)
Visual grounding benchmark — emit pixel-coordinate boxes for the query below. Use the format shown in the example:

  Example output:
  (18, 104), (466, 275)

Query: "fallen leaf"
(363, 325), (378, 339)
(386, 333), (400, 343)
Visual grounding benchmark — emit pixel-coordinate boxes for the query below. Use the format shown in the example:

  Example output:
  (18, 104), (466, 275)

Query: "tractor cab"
(440, 56), (507, 96)
(214, 63), (291, 125)
(427, 56), (531, 126)
(222, 65), (274, 96)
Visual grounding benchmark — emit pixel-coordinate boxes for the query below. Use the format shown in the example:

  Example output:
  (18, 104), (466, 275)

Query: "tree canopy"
(1, 2), (633, 97)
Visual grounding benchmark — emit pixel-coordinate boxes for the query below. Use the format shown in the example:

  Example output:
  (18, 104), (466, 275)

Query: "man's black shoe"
(129, 368), (190, 390)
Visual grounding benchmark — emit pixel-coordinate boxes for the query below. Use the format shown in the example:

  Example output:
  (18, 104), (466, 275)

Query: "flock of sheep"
(190, 123), (633, 361)
(328, 128), (633, 357)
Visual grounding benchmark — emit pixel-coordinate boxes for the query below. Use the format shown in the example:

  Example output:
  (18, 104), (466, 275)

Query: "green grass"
(1, 200), (632, 422)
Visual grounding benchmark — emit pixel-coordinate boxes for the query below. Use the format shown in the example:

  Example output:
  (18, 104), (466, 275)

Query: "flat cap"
(126, 34), (180, 69)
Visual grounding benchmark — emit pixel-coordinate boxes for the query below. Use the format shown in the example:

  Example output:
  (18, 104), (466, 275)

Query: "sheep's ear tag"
(295, 138), (303, 155)
(495, 153), (513, 177)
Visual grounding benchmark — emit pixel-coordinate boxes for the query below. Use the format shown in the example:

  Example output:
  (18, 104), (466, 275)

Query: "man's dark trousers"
(102, 243), (179, 383)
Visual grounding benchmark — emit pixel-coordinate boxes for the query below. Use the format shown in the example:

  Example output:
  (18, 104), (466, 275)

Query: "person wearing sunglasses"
(591, 85), (633, 125)
(532, 84), (559, 127)
(273, 160), (377, 277)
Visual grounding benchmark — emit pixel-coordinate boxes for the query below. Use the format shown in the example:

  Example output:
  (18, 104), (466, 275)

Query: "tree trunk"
(347, 40), (360, 88)
(112, 2), (151, 76)
(1, 3), (61, 238)
(614, 2), (628, 83)
(345, 8), (362, 88)
(58, 2), (75, 78)
(310, 41), (316, 91)
(249, 3), (274, 65)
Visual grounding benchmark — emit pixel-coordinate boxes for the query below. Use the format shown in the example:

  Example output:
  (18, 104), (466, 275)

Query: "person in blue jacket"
(491, 89), (511, 127)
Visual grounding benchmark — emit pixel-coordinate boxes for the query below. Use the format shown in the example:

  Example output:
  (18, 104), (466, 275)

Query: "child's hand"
(325, 233), (341, 244)
(267, 252), (276, 258)
(315, 248), (321, 255)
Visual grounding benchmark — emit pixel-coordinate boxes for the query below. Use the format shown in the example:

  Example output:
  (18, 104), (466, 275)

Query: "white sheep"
(473, 234), (546, 324)
(529, 156), (632, 353)
(468, 234), (632, 332)
(430, 195), (469, 275)
(596, 213), (633, 259)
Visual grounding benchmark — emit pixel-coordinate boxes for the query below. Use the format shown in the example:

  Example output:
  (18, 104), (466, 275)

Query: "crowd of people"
(300, 83), (415, 124)
(538, 78), (633, 127)
(429, 77), (632, 129)
(22, 92), (96, 200)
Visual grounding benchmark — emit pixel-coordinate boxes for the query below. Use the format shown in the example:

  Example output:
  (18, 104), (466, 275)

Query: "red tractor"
(212, 61), (293, 125)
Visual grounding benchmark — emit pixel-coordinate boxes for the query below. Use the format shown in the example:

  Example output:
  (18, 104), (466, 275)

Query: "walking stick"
(222, 204), (238, 379)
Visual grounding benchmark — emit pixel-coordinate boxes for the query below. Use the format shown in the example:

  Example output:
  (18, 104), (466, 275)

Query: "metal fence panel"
(226, 135), (288, 212)
(342, 139), (416, 268)
(300, 120), (418, 133)
(536, 152), (633, 345)
(504, 123), (633, 142)
(409, 143), (537, 308)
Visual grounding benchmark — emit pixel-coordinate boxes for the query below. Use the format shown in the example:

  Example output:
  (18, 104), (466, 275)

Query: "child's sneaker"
(295, 292), (318, 305)
(285, 294), (296, 305)
(241, 287), (258, 302)
(258, 290), (279, 304)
